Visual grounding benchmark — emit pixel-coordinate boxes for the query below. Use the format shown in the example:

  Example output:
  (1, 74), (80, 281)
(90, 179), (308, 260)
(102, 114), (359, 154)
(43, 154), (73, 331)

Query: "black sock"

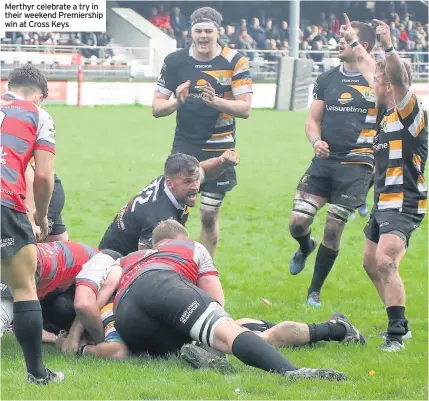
(386, 306), (408, 343)
(13, 301), (47, 378)
(232, 331), (297, 374)
(307, 322), (347, 343)
(293, 231), (313, 254)
(308, 244), (339, 295)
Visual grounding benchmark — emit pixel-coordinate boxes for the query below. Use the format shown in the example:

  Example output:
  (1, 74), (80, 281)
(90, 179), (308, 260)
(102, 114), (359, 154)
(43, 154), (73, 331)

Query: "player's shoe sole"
(284, 368), (347, 381)
(27, 369), (65, 385)
(289, 238), (317, 275)
(180, 343), (232, 373)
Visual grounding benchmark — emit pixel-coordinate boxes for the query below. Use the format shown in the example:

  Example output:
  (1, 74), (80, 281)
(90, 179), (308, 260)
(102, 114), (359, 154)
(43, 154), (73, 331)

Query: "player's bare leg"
(363, 239), (385, 303)
(307, 209), (349, 307)
(235, 316), (365, 347)
(376, 233), (407, 352)
(200, 193), (224, 258)
(289, 191), (326, 275)
(1, 244), (64, 384)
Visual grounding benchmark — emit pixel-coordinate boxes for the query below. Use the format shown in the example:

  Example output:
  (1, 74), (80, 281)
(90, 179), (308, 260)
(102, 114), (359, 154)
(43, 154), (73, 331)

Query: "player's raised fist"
(176, 80), (191, 105)
(372, 19), (392, 49)
(219, 150), (240, 166)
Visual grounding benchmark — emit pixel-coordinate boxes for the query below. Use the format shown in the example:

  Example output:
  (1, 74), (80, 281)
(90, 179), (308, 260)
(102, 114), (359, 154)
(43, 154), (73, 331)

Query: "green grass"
(1, 106), (428, 400)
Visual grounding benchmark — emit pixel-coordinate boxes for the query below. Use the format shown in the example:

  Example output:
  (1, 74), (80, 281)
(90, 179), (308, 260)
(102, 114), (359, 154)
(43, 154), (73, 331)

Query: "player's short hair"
(152, 219), (189, 246)
(351, 21), (376, 52)
(101, 249), (122, 260)
(41, 288), (76, 333)
(7, 64), (48, 98)
(164, 153), (200, 178)
(376, 59), (413, 86)
(190, 7), (223, 28)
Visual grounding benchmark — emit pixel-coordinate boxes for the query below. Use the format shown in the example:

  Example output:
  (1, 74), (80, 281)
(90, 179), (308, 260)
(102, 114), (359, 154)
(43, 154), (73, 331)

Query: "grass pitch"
(1, 106), (427, 400)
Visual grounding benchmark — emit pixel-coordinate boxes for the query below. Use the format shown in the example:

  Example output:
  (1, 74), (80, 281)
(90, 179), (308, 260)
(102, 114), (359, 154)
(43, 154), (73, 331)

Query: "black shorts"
(47, 175), (67, 236)
(98, 226), (127, 257)
(297, 158), (373, 208)
(1, 206), (36, 259)
(115, 269), (216, 357)
(171, 145), (237, 193)
(364, 209), (425, 247)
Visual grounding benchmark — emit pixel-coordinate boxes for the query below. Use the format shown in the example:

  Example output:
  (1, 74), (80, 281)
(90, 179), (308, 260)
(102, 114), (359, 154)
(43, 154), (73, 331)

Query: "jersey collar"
(164, 182), (186, 210)
(339, 63), (361, 77)
(3, 91), (24, 100)
(188, 43), (222, 60)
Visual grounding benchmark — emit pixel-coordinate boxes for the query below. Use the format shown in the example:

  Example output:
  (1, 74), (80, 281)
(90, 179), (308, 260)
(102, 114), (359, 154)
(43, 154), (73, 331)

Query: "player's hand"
(59, 334), (80, 355)
(372, 19), (393, 49)
(201, 82), (217, 107)
(176, 80), (191, 105)
(34, 213), (49, 242)
(31, 224), (42, 241)
(340, 13), (357, 45)
(219, 150), (240, 166)
(314, 140), (330, 158)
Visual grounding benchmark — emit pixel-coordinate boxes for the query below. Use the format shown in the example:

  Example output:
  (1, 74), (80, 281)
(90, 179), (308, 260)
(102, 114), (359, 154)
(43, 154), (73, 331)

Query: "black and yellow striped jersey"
(373, 90), (428, 214)
(155, 45), (252, 153)
(313, 64), (378, 166)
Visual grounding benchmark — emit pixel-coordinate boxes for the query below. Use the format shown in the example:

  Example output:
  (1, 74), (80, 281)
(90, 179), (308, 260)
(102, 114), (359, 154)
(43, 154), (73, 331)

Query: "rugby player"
(0, 65), (64, 384)
(343, 16), (427, 351)
(58, 221), (364, 372)
(1, 242), (120, 349)
(98, 150), (239, 257)
(25, 163), (69, 242)
(99, 220), (346, 380)
(152, 6), (252, 257)
(288, 18), (377, 307)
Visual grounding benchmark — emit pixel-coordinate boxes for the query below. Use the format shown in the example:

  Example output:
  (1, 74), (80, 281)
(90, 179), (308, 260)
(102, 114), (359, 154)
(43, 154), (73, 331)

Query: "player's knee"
(290, 197), (319, 235)
(200, 209), (220, 231)
(376, 253), (398, 280)
(189, 302), (231, 348)
(327, 204), (354, 225)
(200, 192), (224, 222)
(323, 217), (345, 250)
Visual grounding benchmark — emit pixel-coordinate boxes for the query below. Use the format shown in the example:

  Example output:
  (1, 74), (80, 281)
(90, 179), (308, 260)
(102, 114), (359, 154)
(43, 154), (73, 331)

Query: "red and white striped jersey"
(1, 91), (55, 213)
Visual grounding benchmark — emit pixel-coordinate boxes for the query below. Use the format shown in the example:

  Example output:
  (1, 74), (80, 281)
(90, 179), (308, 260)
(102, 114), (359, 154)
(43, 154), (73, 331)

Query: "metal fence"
(0, 44), (428, 82)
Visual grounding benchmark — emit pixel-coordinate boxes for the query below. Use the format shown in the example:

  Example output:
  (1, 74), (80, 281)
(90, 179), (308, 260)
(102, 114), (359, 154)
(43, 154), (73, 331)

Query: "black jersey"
(373, 90), (427, 214)
(155, 45), (252, 155)
(313, 64), (377, 166)
(99, 176), (190, 256)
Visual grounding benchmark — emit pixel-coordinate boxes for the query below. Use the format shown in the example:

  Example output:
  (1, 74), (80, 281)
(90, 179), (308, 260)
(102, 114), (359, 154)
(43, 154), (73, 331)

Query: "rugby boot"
(289, 238), (317, 275)
(284, 367), (347, 381)
(328, 312), (366, 344)
(27, 369), (65, 385)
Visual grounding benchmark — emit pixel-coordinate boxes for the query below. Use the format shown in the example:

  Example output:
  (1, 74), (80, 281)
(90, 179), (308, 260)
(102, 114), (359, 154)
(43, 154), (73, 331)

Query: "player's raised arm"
(373, 19), (410, 102)
(340, 13), (376, 85)
(199, 150), (240, 182)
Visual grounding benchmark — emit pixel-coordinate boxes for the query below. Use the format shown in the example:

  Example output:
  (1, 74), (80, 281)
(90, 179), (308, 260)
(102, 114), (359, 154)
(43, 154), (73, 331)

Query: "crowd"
(143, 3), (428, 71)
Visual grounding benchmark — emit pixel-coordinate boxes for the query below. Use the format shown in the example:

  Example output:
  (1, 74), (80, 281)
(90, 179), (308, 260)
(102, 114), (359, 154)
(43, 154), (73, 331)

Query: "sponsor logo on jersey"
(0, 147), (8, 165)
(338, 92), (354, 104)
(300, 174), (309, 184)
(180, 300), (200, 324)
(326, 105), (368, 113)
(374, 142), (388, 151)
(0, 237), (15, 247)
(342, 79), (360, 83)
(195, 64), (212, 68)
(348, 85), (376, 103)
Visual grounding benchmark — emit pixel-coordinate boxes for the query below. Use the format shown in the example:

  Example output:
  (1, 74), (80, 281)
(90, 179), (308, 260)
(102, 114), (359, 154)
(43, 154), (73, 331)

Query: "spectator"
(300, 40), (312, 59)
(238, 28), (255, 60)
(218, 26), (231, 48)
(225, 25), (238, 49)
(148, 7), (163, 29)
(279, 20), (289, 44)
(390, 21), (400, 40)
(407, 20), (419, 42)
(248, 17), (267, 49)
(328, 13), (340, 36)
(310, 40), (324, 71)
(158, 4), (174, 37)
(170, 6), (187, 39)
(398, 23), (412, 50)
(320, 12), (329, 32)
(265, 18), (280, 43)
(178, 30), (191, 49)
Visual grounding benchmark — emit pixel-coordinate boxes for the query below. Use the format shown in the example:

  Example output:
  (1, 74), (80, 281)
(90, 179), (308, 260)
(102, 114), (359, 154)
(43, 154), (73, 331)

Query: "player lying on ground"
(59, 220), (356, 380)
(1, 241), (121, 348)
(98, 151), (239, 256)
(341, 14), (428, 351)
